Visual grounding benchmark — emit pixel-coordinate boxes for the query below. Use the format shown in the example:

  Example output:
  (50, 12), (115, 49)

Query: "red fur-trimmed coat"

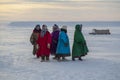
(36, 31), (51, 57)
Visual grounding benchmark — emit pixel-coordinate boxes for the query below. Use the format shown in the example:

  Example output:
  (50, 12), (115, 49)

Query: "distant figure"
(30, 25), (41, 56)
(50, 24), (60, 59)
(56, 26), (70, 61)
(72, 24), (89, 61)
(36, 25), (51, 62)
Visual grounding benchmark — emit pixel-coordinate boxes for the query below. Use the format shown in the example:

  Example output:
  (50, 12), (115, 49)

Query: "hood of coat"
(75, 24), (82, 31)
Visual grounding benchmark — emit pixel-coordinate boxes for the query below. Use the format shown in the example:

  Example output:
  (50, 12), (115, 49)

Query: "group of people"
(30, 24), (89, 62)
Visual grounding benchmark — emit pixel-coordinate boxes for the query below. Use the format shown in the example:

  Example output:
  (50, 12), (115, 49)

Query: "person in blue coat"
(56, 25), (71, 61)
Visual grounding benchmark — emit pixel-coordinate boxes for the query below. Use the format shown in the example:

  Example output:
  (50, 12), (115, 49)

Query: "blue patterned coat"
(56, 31), (70, 56)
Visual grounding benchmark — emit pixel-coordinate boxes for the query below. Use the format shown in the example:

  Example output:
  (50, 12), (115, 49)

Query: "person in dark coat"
(50, 24), (60, 59)
(72, 24), (89, 61)
(36, 24), (51, 62)
(30, 25), (41, 56)
(56, 25), (71, 61)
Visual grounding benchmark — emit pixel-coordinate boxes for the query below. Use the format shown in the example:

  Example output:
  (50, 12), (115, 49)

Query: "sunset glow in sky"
(0, 0), (120, 22)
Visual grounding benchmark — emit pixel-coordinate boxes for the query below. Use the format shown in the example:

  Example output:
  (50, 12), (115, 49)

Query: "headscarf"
(53, 24), (59, 32)
(40, 24), (48, 37)
(33, 24), (41, 33)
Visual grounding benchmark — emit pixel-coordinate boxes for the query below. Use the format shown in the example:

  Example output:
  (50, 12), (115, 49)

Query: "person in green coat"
(72, 24), (89, 61)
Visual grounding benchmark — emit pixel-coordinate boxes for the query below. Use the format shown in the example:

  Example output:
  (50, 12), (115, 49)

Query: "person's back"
(72, 24), (89, 61)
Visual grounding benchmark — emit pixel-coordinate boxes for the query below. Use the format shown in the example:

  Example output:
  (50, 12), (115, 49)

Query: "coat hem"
(56, 54), (71, 57)
(72, 53), (87, 58)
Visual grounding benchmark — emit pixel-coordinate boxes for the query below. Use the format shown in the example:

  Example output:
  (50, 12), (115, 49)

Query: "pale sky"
(0, 0), (120, 22)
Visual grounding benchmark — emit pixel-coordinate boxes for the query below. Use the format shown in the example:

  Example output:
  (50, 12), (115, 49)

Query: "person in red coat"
(36, 24), (51, 62)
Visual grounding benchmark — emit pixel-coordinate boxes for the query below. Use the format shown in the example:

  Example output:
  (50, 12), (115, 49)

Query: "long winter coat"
(72, 25), (89, 58)
(50, 30), (60, 55)
(36, 31), (51, 57)
(56, 31), (70, 56)
(30, 31), (40, 55)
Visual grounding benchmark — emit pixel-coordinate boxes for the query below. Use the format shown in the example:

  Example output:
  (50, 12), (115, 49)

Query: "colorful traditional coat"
(30, 31), (40, 55)
(72, 25), (89, 58)
(50, 30), (60, 55)
(56, 31), (70, 57)
(36, 31), (51, 57)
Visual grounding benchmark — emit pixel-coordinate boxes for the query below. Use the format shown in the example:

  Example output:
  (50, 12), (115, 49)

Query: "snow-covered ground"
(0, 24), (120, 80)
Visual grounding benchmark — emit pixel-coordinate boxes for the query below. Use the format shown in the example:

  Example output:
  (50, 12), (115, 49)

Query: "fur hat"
(61, 25), (67, 30)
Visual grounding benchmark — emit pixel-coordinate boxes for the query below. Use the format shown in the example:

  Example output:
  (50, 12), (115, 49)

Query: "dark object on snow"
(89, 29), (111, 35)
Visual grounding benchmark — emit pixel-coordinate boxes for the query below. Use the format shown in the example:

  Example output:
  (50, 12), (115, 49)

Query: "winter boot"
(72, 57), (75, 61)
(57, 56), (61, 61)
(53, 55), (57, 60)
(78, 57), (83, 61)
(62, 56), (67, 61)
(46, 56), (49, 61)
(41, 56), (45, 62)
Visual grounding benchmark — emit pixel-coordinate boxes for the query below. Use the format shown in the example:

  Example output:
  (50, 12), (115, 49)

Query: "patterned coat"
(30, 31), (39, 55)
(56, 31), (70, 57)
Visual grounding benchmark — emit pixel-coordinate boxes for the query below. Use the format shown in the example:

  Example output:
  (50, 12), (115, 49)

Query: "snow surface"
(0, 24), (120, 80)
